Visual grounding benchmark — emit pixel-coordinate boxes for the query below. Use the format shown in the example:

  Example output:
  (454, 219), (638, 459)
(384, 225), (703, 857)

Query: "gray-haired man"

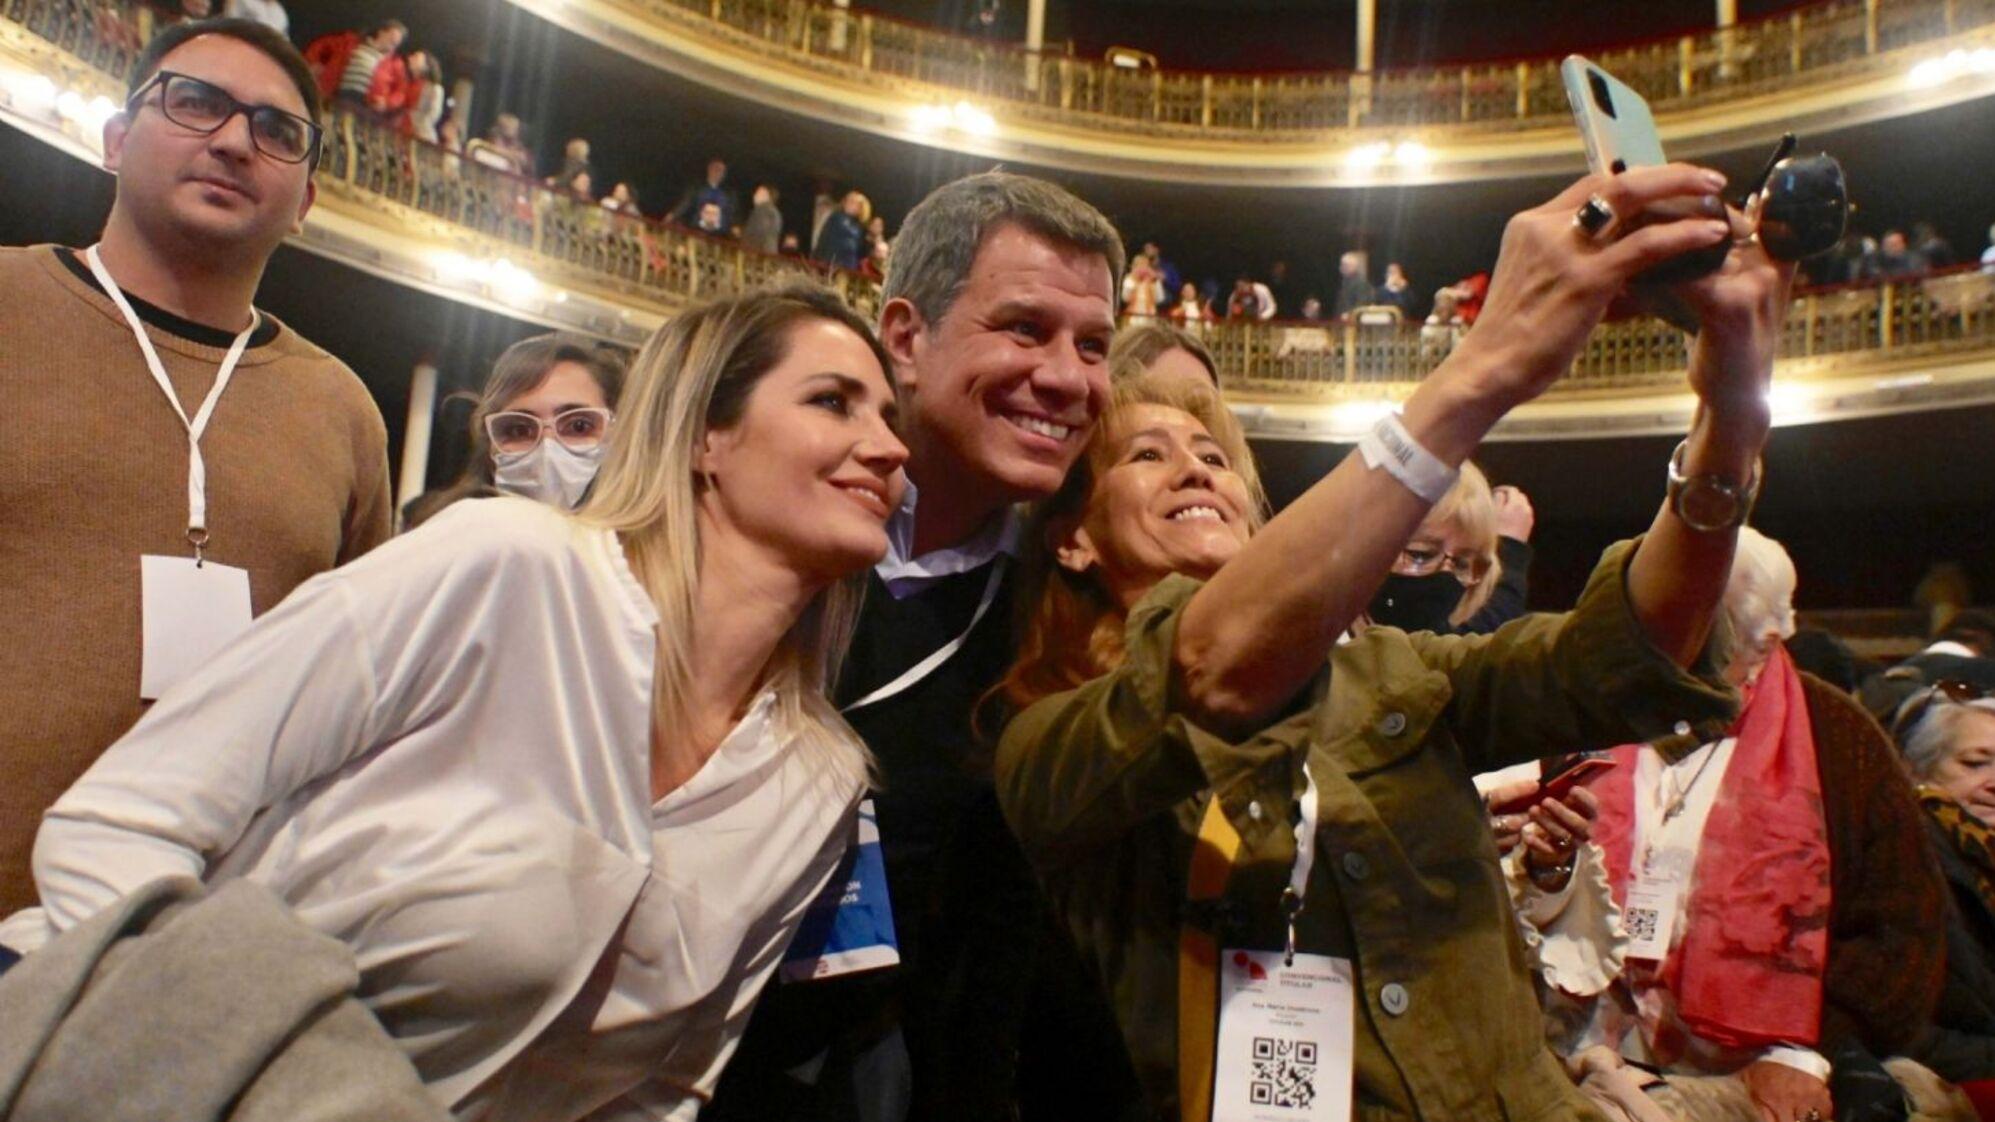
(709, 173), (1138, 1121)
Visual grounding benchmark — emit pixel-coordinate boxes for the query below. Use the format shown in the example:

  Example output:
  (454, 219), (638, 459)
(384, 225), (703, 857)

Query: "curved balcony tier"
(4, 4), (1993, 446)
(497, 0), (1995, 185)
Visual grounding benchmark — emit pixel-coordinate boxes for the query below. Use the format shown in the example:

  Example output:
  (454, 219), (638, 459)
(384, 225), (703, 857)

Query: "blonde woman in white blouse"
(0, 285), (909, 1121)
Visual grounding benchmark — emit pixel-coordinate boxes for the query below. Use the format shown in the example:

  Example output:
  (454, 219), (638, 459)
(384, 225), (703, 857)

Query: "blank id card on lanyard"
(86, 246), (258, 700)
(778, 557), (1007, 983)
(1213, 763), (1357, 1122)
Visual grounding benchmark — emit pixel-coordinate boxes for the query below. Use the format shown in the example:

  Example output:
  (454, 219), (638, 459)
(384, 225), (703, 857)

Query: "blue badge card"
(780, 799), (901, 982)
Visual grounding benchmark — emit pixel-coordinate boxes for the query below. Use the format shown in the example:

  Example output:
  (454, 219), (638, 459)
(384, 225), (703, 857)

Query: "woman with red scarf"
(1525, 529), (1949, 1122)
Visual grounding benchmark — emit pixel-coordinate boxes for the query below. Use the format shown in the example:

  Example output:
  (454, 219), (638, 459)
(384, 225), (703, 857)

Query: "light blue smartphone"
(1561, 54), (1668, 176)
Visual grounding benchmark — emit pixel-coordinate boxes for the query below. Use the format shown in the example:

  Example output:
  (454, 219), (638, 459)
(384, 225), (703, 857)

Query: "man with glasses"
(0, 17), (392, 913)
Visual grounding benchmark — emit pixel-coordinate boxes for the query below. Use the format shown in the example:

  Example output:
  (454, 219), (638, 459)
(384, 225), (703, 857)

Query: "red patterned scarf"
(1588, 643), (1832, 1052)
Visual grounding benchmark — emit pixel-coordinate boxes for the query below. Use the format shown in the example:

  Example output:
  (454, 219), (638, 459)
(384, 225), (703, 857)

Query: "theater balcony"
(5, 0), (1993, 449)
(481, 0), (1995, 186)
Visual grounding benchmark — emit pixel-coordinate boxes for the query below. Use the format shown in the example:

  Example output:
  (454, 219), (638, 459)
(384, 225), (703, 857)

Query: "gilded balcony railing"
(1195, 267), (1995, 397)
(4, 0), (1993, 403)
(567, 0), (1995, 139)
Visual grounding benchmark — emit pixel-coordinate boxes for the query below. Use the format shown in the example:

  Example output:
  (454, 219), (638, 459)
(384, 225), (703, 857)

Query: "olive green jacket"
(995, 540), (1738, 1122)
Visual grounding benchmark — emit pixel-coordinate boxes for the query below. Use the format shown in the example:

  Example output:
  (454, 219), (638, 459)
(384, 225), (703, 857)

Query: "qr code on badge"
(1249, 1036), (1318, 1109)
(1625, 904), (1660, 944)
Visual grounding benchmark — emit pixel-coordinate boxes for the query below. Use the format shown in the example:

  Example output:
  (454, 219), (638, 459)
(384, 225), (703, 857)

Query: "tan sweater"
(0, 245), (392, 912)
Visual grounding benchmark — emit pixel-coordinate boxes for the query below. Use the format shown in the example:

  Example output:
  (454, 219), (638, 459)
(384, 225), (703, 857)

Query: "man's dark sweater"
(709, 560), (1141, 1121)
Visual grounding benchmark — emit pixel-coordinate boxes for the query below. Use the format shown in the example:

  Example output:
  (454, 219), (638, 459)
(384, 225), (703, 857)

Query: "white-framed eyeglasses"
(484, 407), (613, 454)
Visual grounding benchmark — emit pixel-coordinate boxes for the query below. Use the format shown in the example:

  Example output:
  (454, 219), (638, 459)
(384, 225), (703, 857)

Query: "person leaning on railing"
(993, 162), (1805, 1122)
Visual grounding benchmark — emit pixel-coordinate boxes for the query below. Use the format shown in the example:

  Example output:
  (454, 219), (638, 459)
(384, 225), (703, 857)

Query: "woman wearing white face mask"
(404, 333), (625, 527)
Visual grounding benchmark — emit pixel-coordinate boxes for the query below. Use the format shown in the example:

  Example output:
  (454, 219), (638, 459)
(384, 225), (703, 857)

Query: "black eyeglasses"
(1890, 678), (1991, 744)
(128, 71), (322, 167)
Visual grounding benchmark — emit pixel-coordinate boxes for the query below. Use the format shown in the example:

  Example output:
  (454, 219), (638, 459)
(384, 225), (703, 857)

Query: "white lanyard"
(1283, 762), (1321, 965)
(85, 245), (259, 559)
(842, 556), (1007, 714)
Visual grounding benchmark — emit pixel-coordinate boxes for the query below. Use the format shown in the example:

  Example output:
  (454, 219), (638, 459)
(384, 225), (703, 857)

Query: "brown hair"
(994, 369), (1263, 714)
(130, 17), (321, 123)
(404, 333), (627, 529)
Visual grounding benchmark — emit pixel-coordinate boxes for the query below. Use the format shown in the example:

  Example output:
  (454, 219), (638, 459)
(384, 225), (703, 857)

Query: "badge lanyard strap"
(841, 556), (1007, 714)
(1283, 762), (1321, 967)
(85, 244), (259, 564)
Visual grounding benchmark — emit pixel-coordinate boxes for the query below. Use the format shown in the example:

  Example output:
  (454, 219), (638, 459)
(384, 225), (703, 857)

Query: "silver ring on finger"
(1573, 194), (1614, 239)
(1802, 1110), (1822, 1122)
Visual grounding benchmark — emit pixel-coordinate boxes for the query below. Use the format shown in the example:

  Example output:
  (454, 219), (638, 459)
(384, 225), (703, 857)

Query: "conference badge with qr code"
(1622, 873), (1682, 961)
(1212, 949), (1354, 1122)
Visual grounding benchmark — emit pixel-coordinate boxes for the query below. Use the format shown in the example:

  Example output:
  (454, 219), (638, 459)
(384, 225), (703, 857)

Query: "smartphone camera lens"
(1587, 70), (1618, 119)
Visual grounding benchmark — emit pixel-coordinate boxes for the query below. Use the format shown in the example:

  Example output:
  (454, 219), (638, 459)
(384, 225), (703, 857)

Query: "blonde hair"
(1421, 462), (1503, 628)
(1107, 324), (1269, 517)
(995, 368), (1264, 712)
(578, 285), (893, 790)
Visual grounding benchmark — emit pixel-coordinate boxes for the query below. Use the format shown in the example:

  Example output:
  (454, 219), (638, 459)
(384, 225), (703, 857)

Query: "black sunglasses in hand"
(127, 70), (323, 167)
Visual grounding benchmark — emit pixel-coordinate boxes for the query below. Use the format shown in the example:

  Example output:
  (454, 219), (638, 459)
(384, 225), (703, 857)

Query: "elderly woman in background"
(1521, 528), (1951, 1122)
(1895, 683), (1995, 1095)
(994, 163), (1807, 1122)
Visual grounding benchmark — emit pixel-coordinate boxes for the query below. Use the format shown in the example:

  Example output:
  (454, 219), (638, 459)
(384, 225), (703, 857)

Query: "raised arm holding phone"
(994, 154), (1800, 1122)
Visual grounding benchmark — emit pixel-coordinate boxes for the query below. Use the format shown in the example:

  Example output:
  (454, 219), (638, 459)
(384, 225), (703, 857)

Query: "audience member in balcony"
(1868, 230), (1930, 281)
(672, 156), (739, 231)
(812, 189), (869, 270)
(399, 49), (445, 144)
(1299, 294), (1325, 321)
(1913, 221), (1956, 270)
(466, 111), (531, 177)
(0, 285), (911, 1120)
(549, 136), (591, 189)
(696, 200), (728, 237)
(743, 183), (783, 254)
(331, 20), (407, 122)
(220, 0), (285, 34)
(1379, 260), (1415, 316)
(1168, 280), (1210, 335)
(810, 179), (838, 253)
(860, 215), (892, 280)
(1522, 529), (1949, 1122)
(558, 167), (594, 205)
(779, 231), (804, 258)
(708, 170), (1133, 1122)
(1267, 258), (1303, 316)
(1331, 248), (1377, 318)
(0, 17), (391, 914)
(601, 181), (639, 216)
(1894, 682), (1995, 1089)
(1422, 284), (1466, 354)
(1123, 251), (1166, 318)
(1143, 239), (1182, 302)
(405, 334), (625, 529)
(1226, 274), (1276, 320)
(1982, 223), (1995, 273)
(992, 161), (1820, 1121)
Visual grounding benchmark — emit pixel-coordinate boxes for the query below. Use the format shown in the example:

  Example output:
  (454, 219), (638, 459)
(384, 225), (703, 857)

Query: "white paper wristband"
(1358, 410), (1459, 505)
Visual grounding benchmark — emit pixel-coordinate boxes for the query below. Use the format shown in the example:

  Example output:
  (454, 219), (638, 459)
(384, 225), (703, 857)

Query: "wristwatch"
(1665, 439), (1761, 533)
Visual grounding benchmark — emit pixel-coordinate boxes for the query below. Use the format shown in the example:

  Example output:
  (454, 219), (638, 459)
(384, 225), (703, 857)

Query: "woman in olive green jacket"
(994, 166), (1796, 1122)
